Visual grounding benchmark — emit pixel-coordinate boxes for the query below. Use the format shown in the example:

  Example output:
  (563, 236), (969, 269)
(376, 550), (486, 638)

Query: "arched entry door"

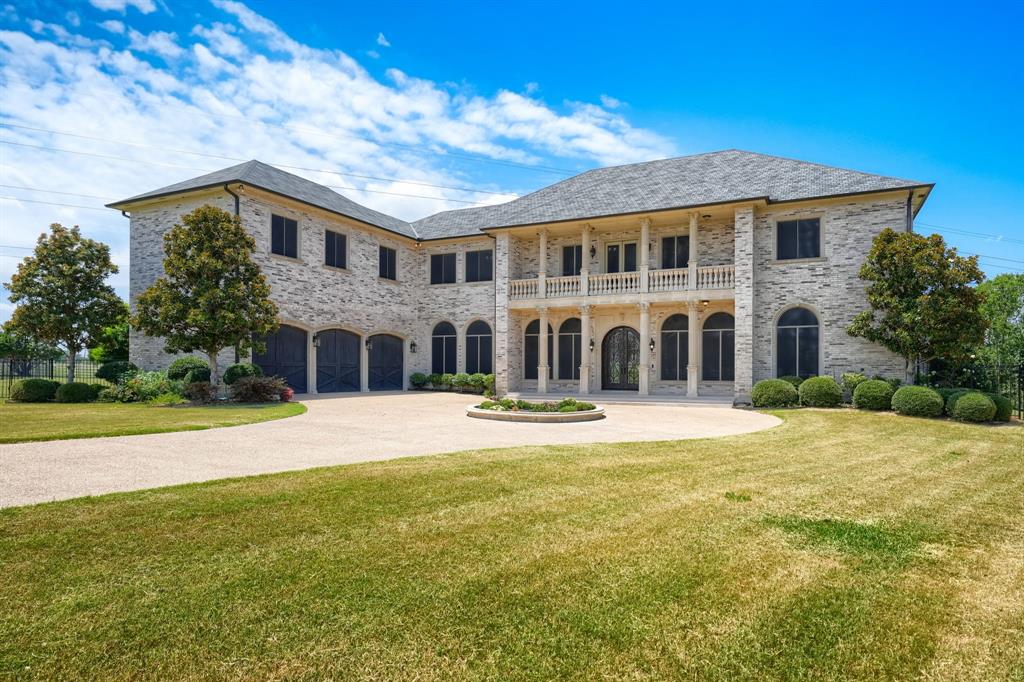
(316, 329), (360, 393)
(602, 326), (640, 391)
(368, 334), (403, 391)
(253, 324), (308, 393)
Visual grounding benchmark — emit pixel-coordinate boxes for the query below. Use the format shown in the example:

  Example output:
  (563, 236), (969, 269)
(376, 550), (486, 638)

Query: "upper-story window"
(606, 241), (637, 273)
(271, 214), (298, 259)
(562, 245), (583, 276)
(465, 249), (493, 282)
(777, 218), (821, 260)
(324, 229), (346, 269)
(430, 253), (457, 284)
(661, 235), (689, 269)
(379, 245), (397, 280)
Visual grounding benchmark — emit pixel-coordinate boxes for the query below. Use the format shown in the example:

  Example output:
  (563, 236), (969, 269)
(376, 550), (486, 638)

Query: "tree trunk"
(208, 349), (222, 397)
(66, 347), (77, 384)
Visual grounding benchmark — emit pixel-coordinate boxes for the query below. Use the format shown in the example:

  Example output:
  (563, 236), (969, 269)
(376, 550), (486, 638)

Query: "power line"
(917, 222), (1024, 246)
(0, 184), (116, 201)
(0, 196), (111, 212)
(1, 123), (515, 196)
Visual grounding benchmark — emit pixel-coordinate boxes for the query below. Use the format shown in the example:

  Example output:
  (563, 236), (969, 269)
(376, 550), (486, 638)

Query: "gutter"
(224, 183), (240, 216)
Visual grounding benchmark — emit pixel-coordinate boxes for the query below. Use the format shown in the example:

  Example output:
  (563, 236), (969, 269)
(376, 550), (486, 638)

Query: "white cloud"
(126, 28), (183, 59)
(524, 82), (539, 94)
(600, 94), (622, 109)
(366, 49), (380, 59)
(65, 11), (81, 27)
(99, 19), (125, 34)
(376, 32), (390, 47)
(88, 0), (157, 14)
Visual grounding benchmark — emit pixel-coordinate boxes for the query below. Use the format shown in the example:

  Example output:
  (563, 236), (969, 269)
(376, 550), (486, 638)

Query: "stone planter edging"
(466, 405), (606, 423)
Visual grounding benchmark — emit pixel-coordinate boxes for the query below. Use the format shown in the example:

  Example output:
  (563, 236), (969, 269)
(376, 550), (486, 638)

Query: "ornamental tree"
(847, 228), (987, 378)
(132, 204), (278, 390)
(89, 300), (130, 362)
(975, 273), (1024, 370)
(4, 224), (123, 382)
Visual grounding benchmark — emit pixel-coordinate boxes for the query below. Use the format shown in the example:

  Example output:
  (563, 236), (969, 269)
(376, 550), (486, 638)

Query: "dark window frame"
(776, 218), (822, 261)
(562, 244), (583, 276)
(660, 313), (689, 381)
(271, 214), (298, 259)
(465, 320), (493, 374)
(465, 249), (493, 283)
(557, 318), (582, 380)
(701, 313), (735, 382)
(661, 235), (690, 270)
(431, 322), (457, 375)
(776, 307), (820, 378)
(379, 245), (397, 280)
(324, 229), (346, 269)
(430, 253), (457, 284)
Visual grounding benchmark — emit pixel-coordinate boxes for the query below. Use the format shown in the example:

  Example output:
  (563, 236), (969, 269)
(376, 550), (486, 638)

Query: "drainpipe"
(120, 210), (130, 219)
(905, 190), (913, 233)
(224, 183), (240, 216)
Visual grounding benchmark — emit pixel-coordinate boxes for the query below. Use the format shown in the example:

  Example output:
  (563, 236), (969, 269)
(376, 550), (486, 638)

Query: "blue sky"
(1, 0), (1021, 321)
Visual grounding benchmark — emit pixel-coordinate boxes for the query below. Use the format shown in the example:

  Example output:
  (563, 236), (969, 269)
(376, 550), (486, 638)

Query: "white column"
(360, 336), (370, 393)
(494, 233), (511, 395)
(579, 305), (591, 395)
(538, 229), (548, 299)
(688, 212), (699, 289)
(733, 205), (755, 403)
(639, 302), (650, 395)
(537, 306), (549, 394)
(307, 331), (318, 394)
(687, 301), (700, 397)
(640, 217), (650, 292)
(580, 224), (591, 296)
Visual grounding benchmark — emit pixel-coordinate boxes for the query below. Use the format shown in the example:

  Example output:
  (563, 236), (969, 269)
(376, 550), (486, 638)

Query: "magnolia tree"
(976, 273), (1024, 370)
(4, 224), (123, 382)
(847, 228), (987, 379)
(133, 205), (278, 391)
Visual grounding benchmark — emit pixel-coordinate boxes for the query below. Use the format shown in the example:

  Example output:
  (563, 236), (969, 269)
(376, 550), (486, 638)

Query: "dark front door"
(316, 329), (360, 393)
(253, 324), (307, 393)
(368, 334), (403, 391)
(602, 326), (640, 390)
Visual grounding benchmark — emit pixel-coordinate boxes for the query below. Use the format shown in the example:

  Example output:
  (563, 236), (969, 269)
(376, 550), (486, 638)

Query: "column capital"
(638, 301), (650, 313)
(639, 216), (652, 229)
(538, 305), (549, 315)
(579, 304), (592, 316)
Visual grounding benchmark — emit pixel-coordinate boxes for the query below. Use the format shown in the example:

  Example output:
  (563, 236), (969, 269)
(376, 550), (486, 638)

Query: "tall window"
(661, 235), (689, 269)
(324, 229), (346, 268)
(465, 249), (493, 282)
(562, 245), (583, 276)
(776, 307), (819, 378)
(660, 314), (689, 380)
(465, 320), (493, 374)
(557, 318), (582, 380)
(272, 214), (298, 259)
(776, 218), (821, 260)
(430, 253), (457, 284)
(524, 319), (553, 380)
(379, 245), (397, 280)
(606, 241), (638, 273)
(701, 313), (735, 381)
(431, 322), (457, 374)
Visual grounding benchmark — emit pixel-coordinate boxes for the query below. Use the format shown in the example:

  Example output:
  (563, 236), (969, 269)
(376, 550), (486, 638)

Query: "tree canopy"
(976, 273), (1024, 369)
(133, 204), (278, 388)
(89, 300), (130, 363)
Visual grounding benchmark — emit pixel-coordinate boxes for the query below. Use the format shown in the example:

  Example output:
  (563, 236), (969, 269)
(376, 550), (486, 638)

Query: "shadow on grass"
(765, 515), (937, 566)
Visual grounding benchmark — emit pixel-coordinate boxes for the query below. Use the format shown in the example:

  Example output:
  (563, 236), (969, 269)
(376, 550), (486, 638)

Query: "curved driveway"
(0, 392), (779, 508)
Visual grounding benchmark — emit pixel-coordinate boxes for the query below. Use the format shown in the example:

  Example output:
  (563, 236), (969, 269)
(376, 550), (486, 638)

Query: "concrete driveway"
(0, 392), (779, 508)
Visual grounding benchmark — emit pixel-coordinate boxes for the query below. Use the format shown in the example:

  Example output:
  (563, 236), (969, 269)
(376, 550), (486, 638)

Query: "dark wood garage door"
(316, 329), (360, 393)
(368, 334), (403, 391)
(253, 324), (307, 393)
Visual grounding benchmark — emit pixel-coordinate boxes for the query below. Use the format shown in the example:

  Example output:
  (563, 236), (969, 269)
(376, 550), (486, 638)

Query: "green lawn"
(0, 401), (306, 443)
(1, 411), (1021, 680)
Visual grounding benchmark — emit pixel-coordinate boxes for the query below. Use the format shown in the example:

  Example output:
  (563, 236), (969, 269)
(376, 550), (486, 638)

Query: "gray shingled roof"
(412, 150), (930, 235)
(108, 160), (418, 239)
(110, 151), (930, 241)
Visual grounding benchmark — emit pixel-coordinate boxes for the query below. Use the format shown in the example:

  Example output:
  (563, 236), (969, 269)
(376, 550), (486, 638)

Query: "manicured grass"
(0, 401), (306, 443)
(0, 411), (1021, 679)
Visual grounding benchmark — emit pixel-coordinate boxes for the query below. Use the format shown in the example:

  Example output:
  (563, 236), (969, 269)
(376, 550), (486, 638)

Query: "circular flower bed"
(467, 397), (605, 422)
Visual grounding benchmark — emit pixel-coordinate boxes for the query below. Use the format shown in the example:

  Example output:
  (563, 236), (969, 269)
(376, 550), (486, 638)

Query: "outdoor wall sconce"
(589, 244), (597, 258)
(589, 338), (595, 352)
(312, 333), (320, 347)
(700, 299), (710, 309)
(409, 340), (417, 353)
(365, 338), (373, 351)
(649, 338), (656, 353)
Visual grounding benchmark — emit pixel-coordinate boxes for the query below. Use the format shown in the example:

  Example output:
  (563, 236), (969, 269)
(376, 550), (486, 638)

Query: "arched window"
(776, 307), (819, 378)
(558, 318), (582, 380)
(465, 320), (493, 374)
(431, 322), (457, 374)
(524, 319), (553, 380)
(701, 313), (735, 381)
(660, 314), (688, 381)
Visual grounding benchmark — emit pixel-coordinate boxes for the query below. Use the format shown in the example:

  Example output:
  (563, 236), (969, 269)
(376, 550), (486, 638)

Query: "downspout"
(224, 183), (240, 216)
(120, 210), (130, 219)
(905, 190), (913, 232)
(487, 232), (498, 388)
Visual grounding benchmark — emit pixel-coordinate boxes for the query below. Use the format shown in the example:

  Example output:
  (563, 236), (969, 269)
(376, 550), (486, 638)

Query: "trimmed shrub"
(96, 360), (138, 383)
(575, 401), (596, 411)
(874, 376), (902, 391)
(104, 371), (184, 403)
(185, 381), (218, 403)
(799, 376), (843, 408)
(149, 392), (187, 406)
(451, 373), (471, 391)
(184, 367), (211, 384)
(852, 379), (894, 411)
(427, 373), (442, 388)
(778, 375), (804, 388)
(231, 375), (287, 403)
(986, 392), (1013, 423)
(55, 382), (95, 403)
(841, 372), (868, 395)
(469, 373), (487, 392)
(439, 373), (454, 389)
(87, 383), (107, 400)
(9, 378), (59, 402)
(751, 379), (799, 408)
(410, 372), (428, 389)
(483, 374), (496, 397)
(224, 363), (263, 385)
(167, 356), (209, 381)
(279, 386), (294, 402)
(891, 386), (943, 418)
(944, 389), (978, 416)
(952, 392), (996, 423)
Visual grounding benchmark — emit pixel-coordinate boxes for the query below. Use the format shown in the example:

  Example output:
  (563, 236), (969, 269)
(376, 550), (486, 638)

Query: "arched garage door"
(368, 334), (403, 391)
(316, 329), (360, 393)
(253, 324), (307, 393)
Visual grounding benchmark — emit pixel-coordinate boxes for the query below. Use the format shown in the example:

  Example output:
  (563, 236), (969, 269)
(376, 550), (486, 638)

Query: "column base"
(537, 369), (549, 395)
(686, 366), (699, 397)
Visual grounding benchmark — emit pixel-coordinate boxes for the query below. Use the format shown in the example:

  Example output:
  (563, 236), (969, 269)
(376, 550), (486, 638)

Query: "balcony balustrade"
(508, 265), (735, 301)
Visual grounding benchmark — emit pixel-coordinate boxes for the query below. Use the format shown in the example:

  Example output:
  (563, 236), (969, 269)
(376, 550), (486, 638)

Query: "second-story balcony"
(508, 264), (735, 302)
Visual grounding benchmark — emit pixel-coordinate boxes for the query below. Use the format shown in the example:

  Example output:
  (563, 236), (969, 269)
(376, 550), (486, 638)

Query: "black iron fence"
(0, 357), (113, 399)
(919, 363), (1023, 419)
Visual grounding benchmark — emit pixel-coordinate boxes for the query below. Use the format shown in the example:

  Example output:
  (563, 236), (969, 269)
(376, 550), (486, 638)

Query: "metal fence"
(0, 357), (113, 399)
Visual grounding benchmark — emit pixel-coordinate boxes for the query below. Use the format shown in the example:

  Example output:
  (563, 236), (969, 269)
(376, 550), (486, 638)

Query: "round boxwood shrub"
(185, 367), (212, 384)
(986, 392), (1013, 423)
(87, 383), (107, 400)
(798, 376), (843, 408)
(95, 360), (138, 383)
(944, 389), (977, 416)
(778, 375), (804, 388)
(952, 392), (997, 423)
(167, 356), (209, 381)
(224, 362), (263, 385)
(55, 381), (96, 403)
(409, 372), (428, 389)
(751, 379), (799, 407)
(891, 386), (943, 418)
(852, 379), (894, 411)
(9, 378), (60, 402)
